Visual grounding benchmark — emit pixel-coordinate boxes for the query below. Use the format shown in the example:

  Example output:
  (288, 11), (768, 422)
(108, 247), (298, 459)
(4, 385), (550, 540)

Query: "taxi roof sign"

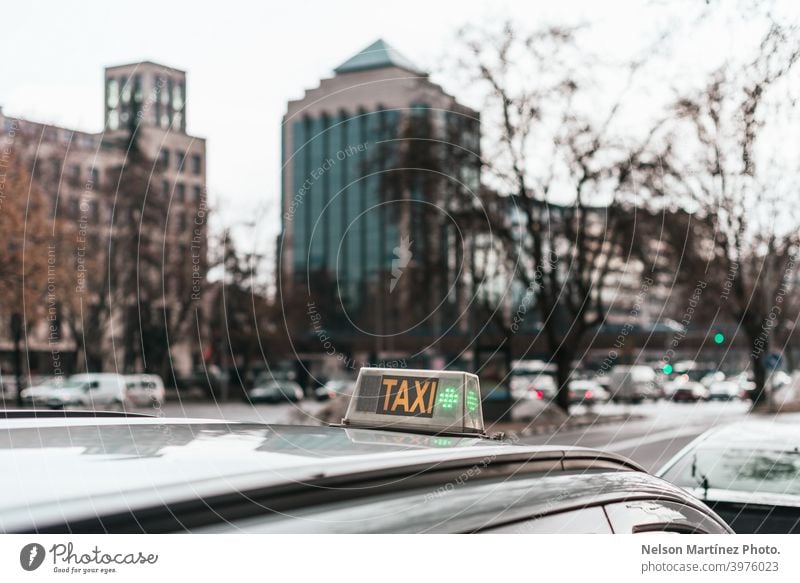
(342, 368), (485, 436)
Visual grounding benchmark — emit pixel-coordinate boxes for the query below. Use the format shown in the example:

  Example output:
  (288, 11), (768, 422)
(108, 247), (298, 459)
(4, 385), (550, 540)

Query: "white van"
(42, 373), (128, 409)
(125, 374), (166, 407)
(608, 365), (660, 403)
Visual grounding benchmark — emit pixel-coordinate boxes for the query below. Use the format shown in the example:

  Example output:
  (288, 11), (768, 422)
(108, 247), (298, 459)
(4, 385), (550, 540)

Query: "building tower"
(280, 40), (480, 358)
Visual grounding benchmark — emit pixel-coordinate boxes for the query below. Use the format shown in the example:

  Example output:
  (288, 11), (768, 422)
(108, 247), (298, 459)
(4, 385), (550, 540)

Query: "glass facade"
(284, 103), (480, 337)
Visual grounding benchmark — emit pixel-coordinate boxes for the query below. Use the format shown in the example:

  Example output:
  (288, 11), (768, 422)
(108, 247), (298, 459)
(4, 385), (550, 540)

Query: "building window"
(90, 167), (99, 185)
(71, 164), (80, 180)
(159, 148), (169, 168)
(176, 183), (186, 202)
(107, 78), (119, 107)
(191, 154), (201, 175)
(193, 185), (202, 203)
(133, 74), (142, 102)
(162, 179), (170, 197)
(177, 213), (187, 231)
(172, 83), (184, 111)
(107, 110), (119, 130)
(176, 151), (186, 172)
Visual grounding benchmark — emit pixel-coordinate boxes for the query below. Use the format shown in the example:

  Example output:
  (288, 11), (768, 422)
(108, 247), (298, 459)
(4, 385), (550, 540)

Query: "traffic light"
(713, 332), (725, 345)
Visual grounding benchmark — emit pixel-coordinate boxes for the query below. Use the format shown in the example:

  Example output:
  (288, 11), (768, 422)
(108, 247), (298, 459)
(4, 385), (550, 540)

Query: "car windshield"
(662, 447), (800, 497)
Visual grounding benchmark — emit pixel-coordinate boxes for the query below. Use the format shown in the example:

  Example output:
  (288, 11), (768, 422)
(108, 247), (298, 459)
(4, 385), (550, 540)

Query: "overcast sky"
(2, 0), (795, 259)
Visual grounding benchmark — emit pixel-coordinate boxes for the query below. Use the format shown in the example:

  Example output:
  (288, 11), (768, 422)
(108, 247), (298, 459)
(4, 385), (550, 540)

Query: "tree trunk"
(750, 349), (768, 406)
(553, 347), (573, 414)
(742, 315), (769, 405)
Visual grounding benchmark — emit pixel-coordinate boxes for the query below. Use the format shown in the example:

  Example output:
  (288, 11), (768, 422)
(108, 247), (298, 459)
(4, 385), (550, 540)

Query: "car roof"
(0, 414), (660, 532)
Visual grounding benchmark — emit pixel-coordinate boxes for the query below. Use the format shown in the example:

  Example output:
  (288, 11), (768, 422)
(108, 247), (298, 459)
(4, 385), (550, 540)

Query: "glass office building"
(281, 40), (480, 340)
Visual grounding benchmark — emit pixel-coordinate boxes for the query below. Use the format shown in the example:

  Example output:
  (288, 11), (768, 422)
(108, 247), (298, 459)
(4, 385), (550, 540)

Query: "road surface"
(519, 400), (753, 471)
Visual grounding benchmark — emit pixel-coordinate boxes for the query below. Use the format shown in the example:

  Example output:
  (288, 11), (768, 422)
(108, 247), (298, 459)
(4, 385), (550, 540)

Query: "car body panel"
(657, 418), (800, 533)
(0, 415), (723, 533)
(198, 469), (730, 534)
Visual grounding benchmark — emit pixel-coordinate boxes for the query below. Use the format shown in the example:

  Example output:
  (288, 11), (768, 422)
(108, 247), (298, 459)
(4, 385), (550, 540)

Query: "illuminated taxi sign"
(343, 368), (484, 435)
(376, 375), (438, 417)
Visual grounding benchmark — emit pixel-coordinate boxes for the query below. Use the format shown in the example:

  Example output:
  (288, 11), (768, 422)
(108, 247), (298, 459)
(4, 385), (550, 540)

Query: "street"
(519, 400), (755, 471)
(151, 398), (772, 473)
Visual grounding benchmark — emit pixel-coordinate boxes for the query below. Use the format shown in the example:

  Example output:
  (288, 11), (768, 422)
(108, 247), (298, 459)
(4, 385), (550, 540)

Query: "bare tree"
(0, 147), (71, 395)
(663, 21), (800, 404)
(453, 23), (672, 412)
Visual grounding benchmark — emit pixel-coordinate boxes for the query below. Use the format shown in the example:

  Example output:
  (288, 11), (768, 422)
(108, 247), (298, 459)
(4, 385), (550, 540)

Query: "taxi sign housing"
(342, 368), (485, 435)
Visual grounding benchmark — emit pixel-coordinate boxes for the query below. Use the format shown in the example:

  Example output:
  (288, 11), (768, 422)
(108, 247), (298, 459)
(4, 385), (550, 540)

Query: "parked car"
(568, 379), (609, 405)
(770, 371), (800, 406)
(19, 378), (66, 405)
(175, 366), (228, 396)
(670, 377), (710, 402)
(509, 373), (557, 401)
(608, 365), (660, 403)
(246, 381), (304, 403)
(707, 380), (742, 401)
(730, 371), (757, 400)
(124, 374), (166, 406)
(253, 370), (297, 387)
(314, 380), (355, 401)
(25, 373), (128, 409)
(658, 419), (800, 533)
(699, 371), (726, 388)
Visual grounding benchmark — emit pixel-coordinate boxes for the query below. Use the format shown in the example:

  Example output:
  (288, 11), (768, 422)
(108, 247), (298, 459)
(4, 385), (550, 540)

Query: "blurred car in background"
(124, 374), (166, 407)
(23, 373), (128, 409)
(770, 371), (800, 406)
(314, 379), (355, 401)
(568, 378), (609, 405)
(700, 371), (725, 388)
(246, 380), (304, 404)
(253, 369), (297, 387)
(731, 371), (757, 400)
(707, 379), (742, 401)
(510, 373), (557, 401)
(670, 376), (710, 402)
(608, 365), (660, 403)
(175, 366), (228, 397)
(510, 361), (559, 401)
(658, 419), (800, 533)
(0, 374), (20, 398)
(19, 377), (65, 405)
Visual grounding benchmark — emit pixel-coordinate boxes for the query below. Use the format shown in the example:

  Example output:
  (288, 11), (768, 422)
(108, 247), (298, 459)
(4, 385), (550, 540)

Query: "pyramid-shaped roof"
(334, 39), (425, 76)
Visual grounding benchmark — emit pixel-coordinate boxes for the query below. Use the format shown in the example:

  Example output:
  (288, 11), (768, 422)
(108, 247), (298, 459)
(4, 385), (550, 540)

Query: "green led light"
(432, 437), (453, 447)
(714, 333), (725, 345)
(437, 386), (460, 410)
(466, 389), (480, 413)
(662, 364), (673, 375)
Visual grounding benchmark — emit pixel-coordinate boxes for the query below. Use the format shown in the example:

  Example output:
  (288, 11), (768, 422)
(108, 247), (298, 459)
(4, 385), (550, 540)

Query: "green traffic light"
(662, 364), (673, 375)
(714, 333), (725, 345)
